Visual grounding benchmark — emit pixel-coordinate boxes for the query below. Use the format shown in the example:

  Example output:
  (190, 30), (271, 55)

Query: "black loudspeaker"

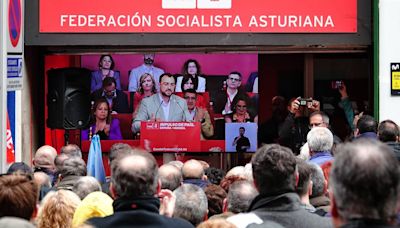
(47, 67), (92, 129)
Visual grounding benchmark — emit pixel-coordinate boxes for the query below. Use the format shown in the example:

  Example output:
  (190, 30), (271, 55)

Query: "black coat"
(248, 192), (332, 228)
(88, 196), (194, 228)
(91, 89), (130, 114)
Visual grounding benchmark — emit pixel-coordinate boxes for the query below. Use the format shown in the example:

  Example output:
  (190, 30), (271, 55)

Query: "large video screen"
(81, 53), (259, 152)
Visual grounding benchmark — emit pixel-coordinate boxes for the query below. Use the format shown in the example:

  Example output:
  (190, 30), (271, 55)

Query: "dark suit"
(91, 89), (130, 114)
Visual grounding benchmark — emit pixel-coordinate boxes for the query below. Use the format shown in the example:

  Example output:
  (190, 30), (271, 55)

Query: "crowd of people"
(1, 117), (400, 227)
(83, 53), (259, 141)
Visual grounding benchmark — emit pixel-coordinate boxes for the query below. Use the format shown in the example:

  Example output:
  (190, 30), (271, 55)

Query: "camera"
(331, 80), (343, 89)
(297, 98), (312, 106)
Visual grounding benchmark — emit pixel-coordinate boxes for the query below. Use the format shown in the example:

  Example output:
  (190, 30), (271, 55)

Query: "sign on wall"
(391, 63), (400, 95)
(7, 55), (23, 91)
(40, 0), (357, 33)
(7, 0), (23, 53)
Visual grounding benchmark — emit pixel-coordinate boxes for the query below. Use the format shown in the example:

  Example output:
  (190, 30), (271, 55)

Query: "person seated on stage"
(175, 59), (206, 93)
(91, 77), (129, 114)
(176, 77), (207, 109)
(81, 98), (123, 140)
(132, 73), (157, 119)
(225, 96), (254, 123)
(91, 55), (121, 92)
(183, 89), (214, 140)
(132, 73), (191, 133)
(128, 53), (165, 92)
(133, 73), (157, 109)
(211, 72), (248, 116)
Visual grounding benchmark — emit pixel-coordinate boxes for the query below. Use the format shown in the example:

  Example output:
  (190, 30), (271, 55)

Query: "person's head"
(224, 180), (258, 213)
(378, 119), (400, 142)
(72, 176), (102, 200)
(58, 157), (87, 179)
(204, 184), (227, 217)
(92, 98), (112, 124)
(226, 72), (242, 90)
(110, 149), (159, 199)
(72, 191), (113, 227)
(37, 190), (81, 228)
(143, 53), (155, 65)
(102, 76), (117, 99)
(158, 164), (182, 191)
(252, 144), (297, 195)
(60, 144), (82, 158)
(197, 219), (236, 228)
(108, 143), (133, 164)
(309, 111), (330, 129)
(182, 159), (205, 180)
(233, 98), (248, 116)
(183, 89), (197, 111)
(0, 174), (38, 220)
(98, 55), (115, 70)
(204, 167), (225, 185)
(54, 153), (69, 172)
(295, 159), (313, 199)
(181, 77), (197, 91)
(183, 59), (201, 76)
(168, 160), (184, 170)
(33, 145), (58, 172)
(356, 115), (377, 135)
(7, 162), (33, 175)
(173, 184), (208, 226)
(33, 172), (52, 188)
(307, 127), (333, 153)
(309, 163), (327, 198)
(138, 73), (157, 95)
(330, 140), (400, 226)
(239, 127), (246, 136)
(219, 175), (247, 193)
(159, 73), (176, 98)
(271, 96), (287, 117)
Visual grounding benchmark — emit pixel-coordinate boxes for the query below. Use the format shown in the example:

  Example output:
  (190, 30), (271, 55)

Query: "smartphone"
(331, 80), (343, 89)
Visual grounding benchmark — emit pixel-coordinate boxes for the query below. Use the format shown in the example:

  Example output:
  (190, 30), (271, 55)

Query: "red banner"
(40, 0), (357, 33)
(6, 112), (15, 163)
(140, 122), (201, 152)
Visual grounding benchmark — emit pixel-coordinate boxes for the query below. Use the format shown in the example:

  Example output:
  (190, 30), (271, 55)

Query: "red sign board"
(39, 0), (357, 33)
(140, 122), (201, 152)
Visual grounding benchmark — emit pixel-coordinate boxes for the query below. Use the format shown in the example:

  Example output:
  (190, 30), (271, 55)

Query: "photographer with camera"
(91, 77), (130, 114)
(278, 97), (320, 155)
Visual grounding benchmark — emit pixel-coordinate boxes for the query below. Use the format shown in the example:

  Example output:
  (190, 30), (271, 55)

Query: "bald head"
(182, 159), (204, 180)
(111, 150), (159, 198)
(34, 145), (57, 171)
(159, 164), (182, 191)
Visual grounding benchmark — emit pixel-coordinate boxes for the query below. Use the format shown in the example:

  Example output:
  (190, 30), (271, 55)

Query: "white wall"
(379, 0), (400, 123)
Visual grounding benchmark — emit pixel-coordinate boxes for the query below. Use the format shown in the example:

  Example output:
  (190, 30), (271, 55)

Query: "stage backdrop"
(81, 53), (258, 90)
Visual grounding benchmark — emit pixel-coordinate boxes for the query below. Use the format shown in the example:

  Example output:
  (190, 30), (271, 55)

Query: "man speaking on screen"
(132, 73), (191, 134)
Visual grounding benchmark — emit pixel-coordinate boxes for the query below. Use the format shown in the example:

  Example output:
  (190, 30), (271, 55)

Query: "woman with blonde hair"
(36, 190), (81, 228)
(132, 73), (157, 119)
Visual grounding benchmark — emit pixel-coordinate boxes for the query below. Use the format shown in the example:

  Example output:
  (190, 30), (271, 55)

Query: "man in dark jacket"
(228, 144), (332, 228)
(88, 150), (193, 228)
(91, 76), (129, 113)
(330, 140), (400, 228)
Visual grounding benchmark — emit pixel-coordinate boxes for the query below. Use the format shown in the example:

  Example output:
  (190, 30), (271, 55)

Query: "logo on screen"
(146, 122), (159, 129)
(162, 0), (231, 9)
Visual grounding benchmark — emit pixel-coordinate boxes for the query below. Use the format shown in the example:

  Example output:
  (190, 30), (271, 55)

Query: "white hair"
(307, 127), (333, 152)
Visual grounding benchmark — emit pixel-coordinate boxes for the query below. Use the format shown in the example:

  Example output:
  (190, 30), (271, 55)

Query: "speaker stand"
(64, 129), (70, 145)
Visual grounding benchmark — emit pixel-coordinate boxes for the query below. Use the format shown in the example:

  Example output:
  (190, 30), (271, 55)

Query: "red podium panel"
(140, 122), (201, 152)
